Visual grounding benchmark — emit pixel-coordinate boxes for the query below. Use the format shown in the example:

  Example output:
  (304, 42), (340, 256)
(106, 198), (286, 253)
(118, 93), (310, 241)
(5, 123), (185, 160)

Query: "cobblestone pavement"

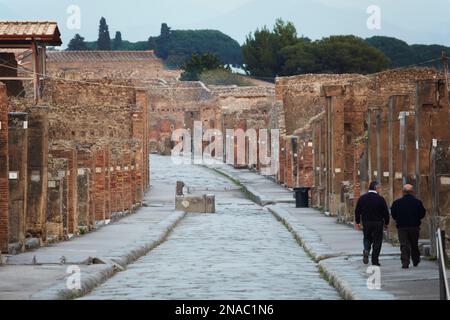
(83, 156), (340, 300)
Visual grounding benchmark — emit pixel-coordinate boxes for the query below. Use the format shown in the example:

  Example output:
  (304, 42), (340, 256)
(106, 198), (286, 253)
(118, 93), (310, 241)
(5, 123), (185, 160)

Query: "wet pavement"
(83, 155), (340, 300)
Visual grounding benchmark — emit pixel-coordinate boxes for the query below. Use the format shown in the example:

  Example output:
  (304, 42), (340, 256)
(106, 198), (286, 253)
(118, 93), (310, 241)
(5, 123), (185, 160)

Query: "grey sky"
(1, 0), (449, 47)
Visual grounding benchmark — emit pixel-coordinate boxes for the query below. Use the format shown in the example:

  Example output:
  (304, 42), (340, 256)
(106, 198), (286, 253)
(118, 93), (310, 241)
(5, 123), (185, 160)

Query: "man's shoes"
(413, 262), (420, 267)
(402, 265), (409, 269)
(363, 251), (369, 265)
(372, 262), (381, 267)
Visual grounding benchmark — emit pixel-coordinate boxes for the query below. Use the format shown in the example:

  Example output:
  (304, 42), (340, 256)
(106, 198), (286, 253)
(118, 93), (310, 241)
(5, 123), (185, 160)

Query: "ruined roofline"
(209, 86), (275, 98)
(276, 73), (363, 82)
(275, 67), (443, 84)
(46, 50), (158, 62)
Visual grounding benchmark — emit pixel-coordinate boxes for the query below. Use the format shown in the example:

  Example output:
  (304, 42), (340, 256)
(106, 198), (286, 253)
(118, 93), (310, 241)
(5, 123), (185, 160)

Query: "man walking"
(355, 181), (390, 266)
(391, 184), (426, 269)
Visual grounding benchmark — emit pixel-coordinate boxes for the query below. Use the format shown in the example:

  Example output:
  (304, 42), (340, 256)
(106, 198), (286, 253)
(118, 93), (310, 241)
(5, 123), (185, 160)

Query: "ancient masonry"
(275, 69), (450, 240)
(1, 21), (450, 252)
(0, 22), (151, 253)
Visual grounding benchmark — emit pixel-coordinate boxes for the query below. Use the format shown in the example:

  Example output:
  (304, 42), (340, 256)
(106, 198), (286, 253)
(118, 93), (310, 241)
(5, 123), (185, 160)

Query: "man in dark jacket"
(355, 181), (390, 266)
(391, 184), (426, 269)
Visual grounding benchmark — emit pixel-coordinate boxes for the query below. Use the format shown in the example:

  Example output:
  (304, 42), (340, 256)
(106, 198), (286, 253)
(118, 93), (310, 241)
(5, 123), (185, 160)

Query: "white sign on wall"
(9, 171), (18, 180)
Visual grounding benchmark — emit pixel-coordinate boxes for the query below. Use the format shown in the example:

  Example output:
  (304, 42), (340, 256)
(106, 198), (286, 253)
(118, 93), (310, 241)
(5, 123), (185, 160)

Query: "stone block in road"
(175, 194), (215, 213)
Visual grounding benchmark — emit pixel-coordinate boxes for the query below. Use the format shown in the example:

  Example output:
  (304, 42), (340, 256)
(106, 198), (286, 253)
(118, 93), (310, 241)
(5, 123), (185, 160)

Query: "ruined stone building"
(46, 50), (181, 81)
(275, 69), (450, 240)
(1, 20), (448, 254)
(0, 22), (150, 253)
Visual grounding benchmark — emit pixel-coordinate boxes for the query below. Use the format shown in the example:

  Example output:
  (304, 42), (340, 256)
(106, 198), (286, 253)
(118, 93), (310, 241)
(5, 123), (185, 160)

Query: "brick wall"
(276, 68), (450, 241)
(0, 84), (9, 252)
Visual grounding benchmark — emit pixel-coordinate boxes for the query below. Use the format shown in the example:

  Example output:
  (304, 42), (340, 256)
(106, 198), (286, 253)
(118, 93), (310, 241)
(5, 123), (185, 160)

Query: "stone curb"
(212, 167), (272, 206)
(267, 202), (397, 300)
(30, 212), (186, 300)
(214, 165), (397, 300)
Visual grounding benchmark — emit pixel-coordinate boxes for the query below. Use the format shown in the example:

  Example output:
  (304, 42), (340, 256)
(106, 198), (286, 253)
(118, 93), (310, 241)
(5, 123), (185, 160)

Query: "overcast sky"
(1, 0), (450, 47)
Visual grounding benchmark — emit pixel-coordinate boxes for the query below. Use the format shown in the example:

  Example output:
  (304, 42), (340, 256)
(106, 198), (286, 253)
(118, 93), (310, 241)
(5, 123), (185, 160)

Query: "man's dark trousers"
(363, 221), (384, 264)
(398, 227), (421, 267)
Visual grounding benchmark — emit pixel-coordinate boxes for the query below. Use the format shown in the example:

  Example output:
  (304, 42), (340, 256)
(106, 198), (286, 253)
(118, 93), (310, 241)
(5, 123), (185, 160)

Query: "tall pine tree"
(97, 17), (111, 50)
(155, 23), (171, 59)
(113, 31), (123, 50)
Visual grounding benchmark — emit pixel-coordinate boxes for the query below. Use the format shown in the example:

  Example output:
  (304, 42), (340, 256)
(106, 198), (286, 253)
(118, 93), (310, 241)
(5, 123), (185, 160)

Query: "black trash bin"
(293, 187), (310, 208)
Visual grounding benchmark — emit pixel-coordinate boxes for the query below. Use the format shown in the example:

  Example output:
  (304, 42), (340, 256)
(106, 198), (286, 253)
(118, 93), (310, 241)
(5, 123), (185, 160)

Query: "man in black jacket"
(391, 184), (426, 269)
(355, 181), (390, 266)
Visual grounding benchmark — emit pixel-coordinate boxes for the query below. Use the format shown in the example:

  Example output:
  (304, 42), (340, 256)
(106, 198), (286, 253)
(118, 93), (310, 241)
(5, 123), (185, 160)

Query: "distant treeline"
(66, 17), (449, 75)
(67, 18), (242, 68)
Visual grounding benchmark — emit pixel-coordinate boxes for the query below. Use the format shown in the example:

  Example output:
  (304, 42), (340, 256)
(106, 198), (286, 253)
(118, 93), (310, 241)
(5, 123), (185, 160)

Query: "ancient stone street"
(83, 155), (340, 300)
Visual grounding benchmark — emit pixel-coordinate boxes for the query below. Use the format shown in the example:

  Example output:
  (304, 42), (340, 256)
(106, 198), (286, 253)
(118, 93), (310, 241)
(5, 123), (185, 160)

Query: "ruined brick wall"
(149, 82), (220, 155)
(47, 53), (180, 81)
(435, 141), (450, 236)
(277, 68), (450, 241)
(276, 74), (365, 135)
(0, 84), (9, 252)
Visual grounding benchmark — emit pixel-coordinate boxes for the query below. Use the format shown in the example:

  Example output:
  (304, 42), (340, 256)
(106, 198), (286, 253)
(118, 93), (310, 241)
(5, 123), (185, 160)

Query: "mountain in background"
(81, 28), (243, 67)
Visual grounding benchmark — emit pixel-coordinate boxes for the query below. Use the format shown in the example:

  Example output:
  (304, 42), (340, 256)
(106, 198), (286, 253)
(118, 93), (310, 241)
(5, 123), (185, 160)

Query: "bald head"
(403, 184), (414, 195)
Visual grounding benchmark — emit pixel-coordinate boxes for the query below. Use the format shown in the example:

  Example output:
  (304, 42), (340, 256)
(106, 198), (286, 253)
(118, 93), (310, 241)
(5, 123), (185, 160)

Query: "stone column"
(0, 84), (9, 253)
(8, 112), (28, 253)
(26, 105), (49, 242)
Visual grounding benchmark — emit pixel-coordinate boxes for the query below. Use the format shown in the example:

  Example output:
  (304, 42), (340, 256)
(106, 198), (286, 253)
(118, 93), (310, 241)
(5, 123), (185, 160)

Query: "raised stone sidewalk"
(212, 164), (450, 300)
(0, 180), (185, 300)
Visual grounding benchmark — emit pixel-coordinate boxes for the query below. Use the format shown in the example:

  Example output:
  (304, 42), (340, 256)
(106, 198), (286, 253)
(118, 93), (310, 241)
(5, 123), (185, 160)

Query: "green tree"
(180, 53), (226, 81)
(242, 18), (299, 78)
(313, 35), (390, 74)
(367, 36), (450, 70)
(155, 23), (171, 59)
(113, 31), (123, 50)
(67, 34), (88, 51)
(280, 38), (317, 75)
(97, 17), (111, 50)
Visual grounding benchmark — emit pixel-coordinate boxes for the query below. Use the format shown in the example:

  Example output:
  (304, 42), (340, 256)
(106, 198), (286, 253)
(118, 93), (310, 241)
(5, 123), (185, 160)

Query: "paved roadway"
(83, 156), (340, 300)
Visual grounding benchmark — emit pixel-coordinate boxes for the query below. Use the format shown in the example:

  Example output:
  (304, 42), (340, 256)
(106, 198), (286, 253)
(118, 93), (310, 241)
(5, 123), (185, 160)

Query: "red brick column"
(93, 149), (106, 222)
(278, 136), (286, 184)
(104, 147), (111, 220)
(26, 106), (49, 242)
(109, 157), (118, 214)
(0, 85), (9, 253)
(122, 151), (132, 211)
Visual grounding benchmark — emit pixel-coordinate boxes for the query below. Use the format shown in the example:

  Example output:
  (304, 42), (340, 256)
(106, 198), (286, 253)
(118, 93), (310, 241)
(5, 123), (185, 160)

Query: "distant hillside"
(366, 36), (450, 69)
(76, 27), (243, 68)
(149, 28), (243, 68)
